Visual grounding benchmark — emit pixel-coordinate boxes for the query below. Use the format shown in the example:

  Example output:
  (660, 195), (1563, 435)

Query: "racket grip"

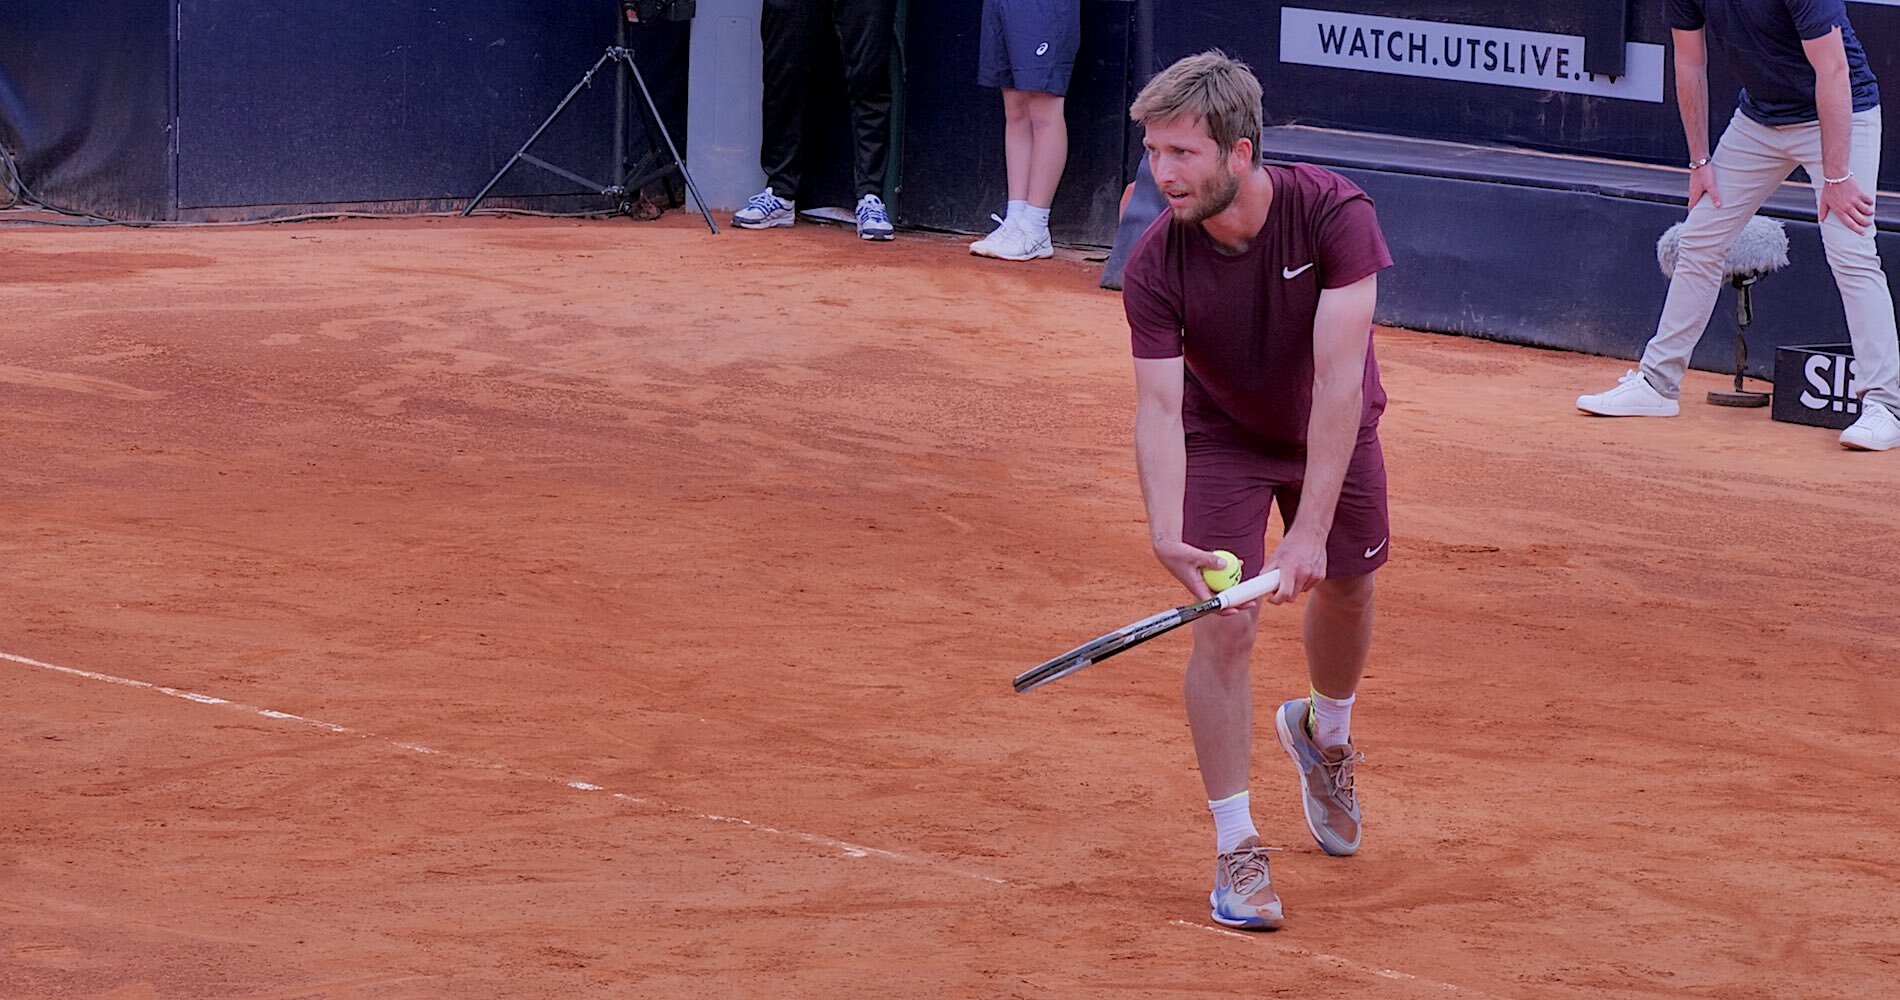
(1216, 568), (1281, 609)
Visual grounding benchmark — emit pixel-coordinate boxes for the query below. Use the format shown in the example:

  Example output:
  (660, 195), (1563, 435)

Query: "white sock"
(1022, 204), (1051, 231)
(1309, 688), (1356, 748)
(1208, 790), (1257, 853)
(1005, 199), (1028, 225)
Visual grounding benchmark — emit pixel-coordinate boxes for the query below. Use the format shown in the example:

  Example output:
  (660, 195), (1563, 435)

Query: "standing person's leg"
(1795, 107), (1900, 448)
(972, 0), (1024, 246)
(834, 0), (896, 239)
(1182, 439), (1281, 930)
(1577, 112), (1793, 413)
(972, 89), (1049, 253)
(1270, 435), (1384, 858)
(1018, 91), (1068, 232)
(739, 0), (823, 228)
(1184, 611), (1262, 809)
(1017, 0), (1078, 230)
(1642, 114), (1797, 395)
(1004, 89), (1033, 212)
(973, 0), (1076, 261)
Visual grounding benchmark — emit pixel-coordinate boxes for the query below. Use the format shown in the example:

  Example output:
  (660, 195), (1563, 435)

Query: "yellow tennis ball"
(1201, 549), (1242, 593)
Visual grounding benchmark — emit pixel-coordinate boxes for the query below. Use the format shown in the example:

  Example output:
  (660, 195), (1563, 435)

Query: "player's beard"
(1173, 161), (1242, 226)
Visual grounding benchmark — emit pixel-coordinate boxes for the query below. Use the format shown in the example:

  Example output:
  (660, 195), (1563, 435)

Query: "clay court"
(2, 216), (1896, 999)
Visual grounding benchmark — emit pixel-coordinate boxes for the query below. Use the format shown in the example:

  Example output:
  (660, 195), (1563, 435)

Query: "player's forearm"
(1292, 377), (1360, 542)
(1296, 277), (1377, 542)
(1816, 68), (1854, 180)
(1134, 404), (1187, 547)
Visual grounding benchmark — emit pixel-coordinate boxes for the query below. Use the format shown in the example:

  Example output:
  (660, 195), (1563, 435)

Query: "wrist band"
(1689, 156), (1713, 169)
(1825, 170), (1855, 184)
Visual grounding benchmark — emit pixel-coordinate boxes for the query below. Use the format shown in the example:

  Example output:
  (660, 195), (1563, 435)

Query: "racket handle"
(1216, 568), (1282, 609)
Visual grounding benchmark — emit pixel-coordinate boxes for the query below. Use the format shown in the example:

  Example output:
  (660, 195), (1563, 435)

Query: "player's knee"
(1191, 616), (1256, 665)
(1314, 574), (1375, 617)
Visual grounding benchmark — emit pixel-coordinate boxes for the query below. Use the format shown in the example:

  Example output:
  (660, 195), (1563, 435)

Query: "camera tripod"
(465, 22), (717, 232)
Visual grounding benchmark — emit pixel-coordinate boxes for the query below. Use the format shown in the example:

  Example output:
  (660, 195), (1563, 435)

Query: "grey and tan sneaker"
(1210, 836), (1283, 930)
(1274, 698), (1364, 856)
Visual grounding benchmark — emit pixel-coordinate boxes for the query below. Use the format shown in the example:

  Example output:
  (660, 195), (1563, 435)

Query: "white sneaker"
(732, 187), (794, 229)
(971, 218), (1052, 261)
(855, 194), (894, 241)
(1840, 398), (1900, 451)
(969, 213), (1013, 255)
(1577, 370), (1680, 417)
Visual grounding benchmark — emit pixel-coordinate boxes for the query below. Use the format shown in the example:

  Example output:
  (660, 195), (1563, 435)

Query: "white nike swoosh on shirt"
(1363, 538), (1388, 559)
(1282, 262), (1315, 279)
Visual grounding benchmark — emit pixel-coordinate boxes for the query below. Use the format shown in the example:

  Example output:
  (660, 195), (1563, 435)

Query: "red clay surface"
(2, 215), (1897, 999)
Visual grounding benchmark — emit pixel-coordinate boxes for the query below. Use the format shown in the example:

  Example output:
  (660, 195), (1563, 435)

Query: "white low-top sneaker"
(855, 194), (894, 241)
(970, 219), (1052, 261)
(732, 187), (794, 229)
(1577, 369), (1681, 417)
(1840, 398), (1900, 451)
(969, 213), (1012, 255)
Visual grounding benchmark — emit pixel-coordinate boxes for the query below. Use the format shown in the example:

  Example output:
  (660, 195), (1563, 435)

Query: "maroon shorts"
(1183, 432), (1390, 582)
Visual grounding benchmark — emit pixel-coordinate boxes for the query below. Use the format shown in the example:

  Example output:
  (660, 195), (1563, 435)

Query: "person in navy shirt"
(1578, 0), (1900, 452)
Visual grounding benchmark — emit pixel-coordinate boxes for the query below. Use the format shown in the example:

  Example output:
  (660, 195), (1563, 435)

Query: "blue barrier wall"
(2, 0), (690, 220)
(0, 2), (173, 219)
(8, 0), (1900, 385)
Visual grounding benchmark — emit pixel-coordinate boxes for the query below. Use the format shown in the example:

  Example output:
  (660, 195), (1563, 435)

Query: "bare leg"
(1001, 89), (1033, 204)
(1184, 608), (1261, 799)
(1020, 91), (1068, 210)
(1303, 573), (1374, 701)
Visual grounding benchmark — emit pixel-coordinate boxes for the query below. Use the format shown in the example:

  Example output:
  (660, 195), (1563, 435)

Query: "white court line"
(7, 648), (1480, 993)
(0, 649), (1003, 885)
(1170, 920), (1493, 995)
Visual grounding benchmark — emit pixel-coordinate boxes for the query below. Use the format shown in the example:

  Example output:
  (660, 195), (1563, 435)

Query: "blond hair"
(1129, 50), (1263, 157)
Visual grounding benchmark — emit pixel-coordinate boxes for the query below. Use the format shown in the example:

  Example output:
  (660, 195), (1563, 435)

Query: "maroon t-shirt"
(1124, 163), (1392, 452)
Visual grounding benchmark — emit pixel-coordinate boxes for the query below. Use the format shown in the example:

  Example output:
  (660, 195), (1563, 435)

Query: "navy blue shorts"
(977, 0), (1082, 96)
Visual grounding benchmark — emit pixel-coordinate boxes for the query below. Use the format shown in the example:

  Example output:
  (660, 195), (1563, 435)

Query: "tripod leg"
(617, 50), (719, 234)
(464, 50), (616, 217)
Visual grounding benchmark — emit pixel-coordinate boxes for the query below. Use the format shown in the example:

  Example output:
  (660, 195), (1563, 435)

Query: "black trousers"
(760, 0), (895, 201)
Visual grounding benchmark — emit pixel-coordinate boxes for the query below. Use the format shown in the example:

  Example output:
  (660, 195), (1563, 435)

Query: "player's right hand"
(1152, 540), (1253, 613)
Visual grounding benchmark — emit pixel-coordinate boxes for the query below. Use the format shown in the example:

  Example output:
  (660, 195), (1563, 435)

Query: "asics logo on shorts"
(1363, 538), (1387, 559)
(1036, 42), (1050, 56)
(1282, 262), (1315, 279)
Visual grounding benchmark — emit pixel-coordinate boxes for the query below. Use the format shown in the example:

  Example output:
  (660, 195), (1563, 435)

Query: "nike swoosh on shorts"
(1364, 538), (1387, 559)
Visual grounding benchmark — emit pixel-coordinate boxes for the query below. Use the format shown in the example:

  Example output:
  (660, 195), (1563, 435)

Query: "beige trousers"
(1641, 107), (1900, 411)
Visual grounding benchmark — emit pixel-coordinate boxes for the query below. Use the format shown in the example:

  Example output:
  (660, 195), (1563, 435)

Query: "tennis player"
(1121, 51), (1392, 930)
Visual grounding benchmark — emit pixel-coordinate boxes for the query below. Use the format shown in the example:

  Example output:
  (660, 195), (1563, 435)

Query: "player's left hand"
(1820, 176), (1875, 235)
(1263, 529), (1327, 605)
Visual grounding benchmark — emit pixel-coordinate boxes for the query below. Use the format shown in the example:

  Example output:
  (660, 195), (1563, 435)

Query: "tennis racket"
(1012, 569), (1282, 693)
